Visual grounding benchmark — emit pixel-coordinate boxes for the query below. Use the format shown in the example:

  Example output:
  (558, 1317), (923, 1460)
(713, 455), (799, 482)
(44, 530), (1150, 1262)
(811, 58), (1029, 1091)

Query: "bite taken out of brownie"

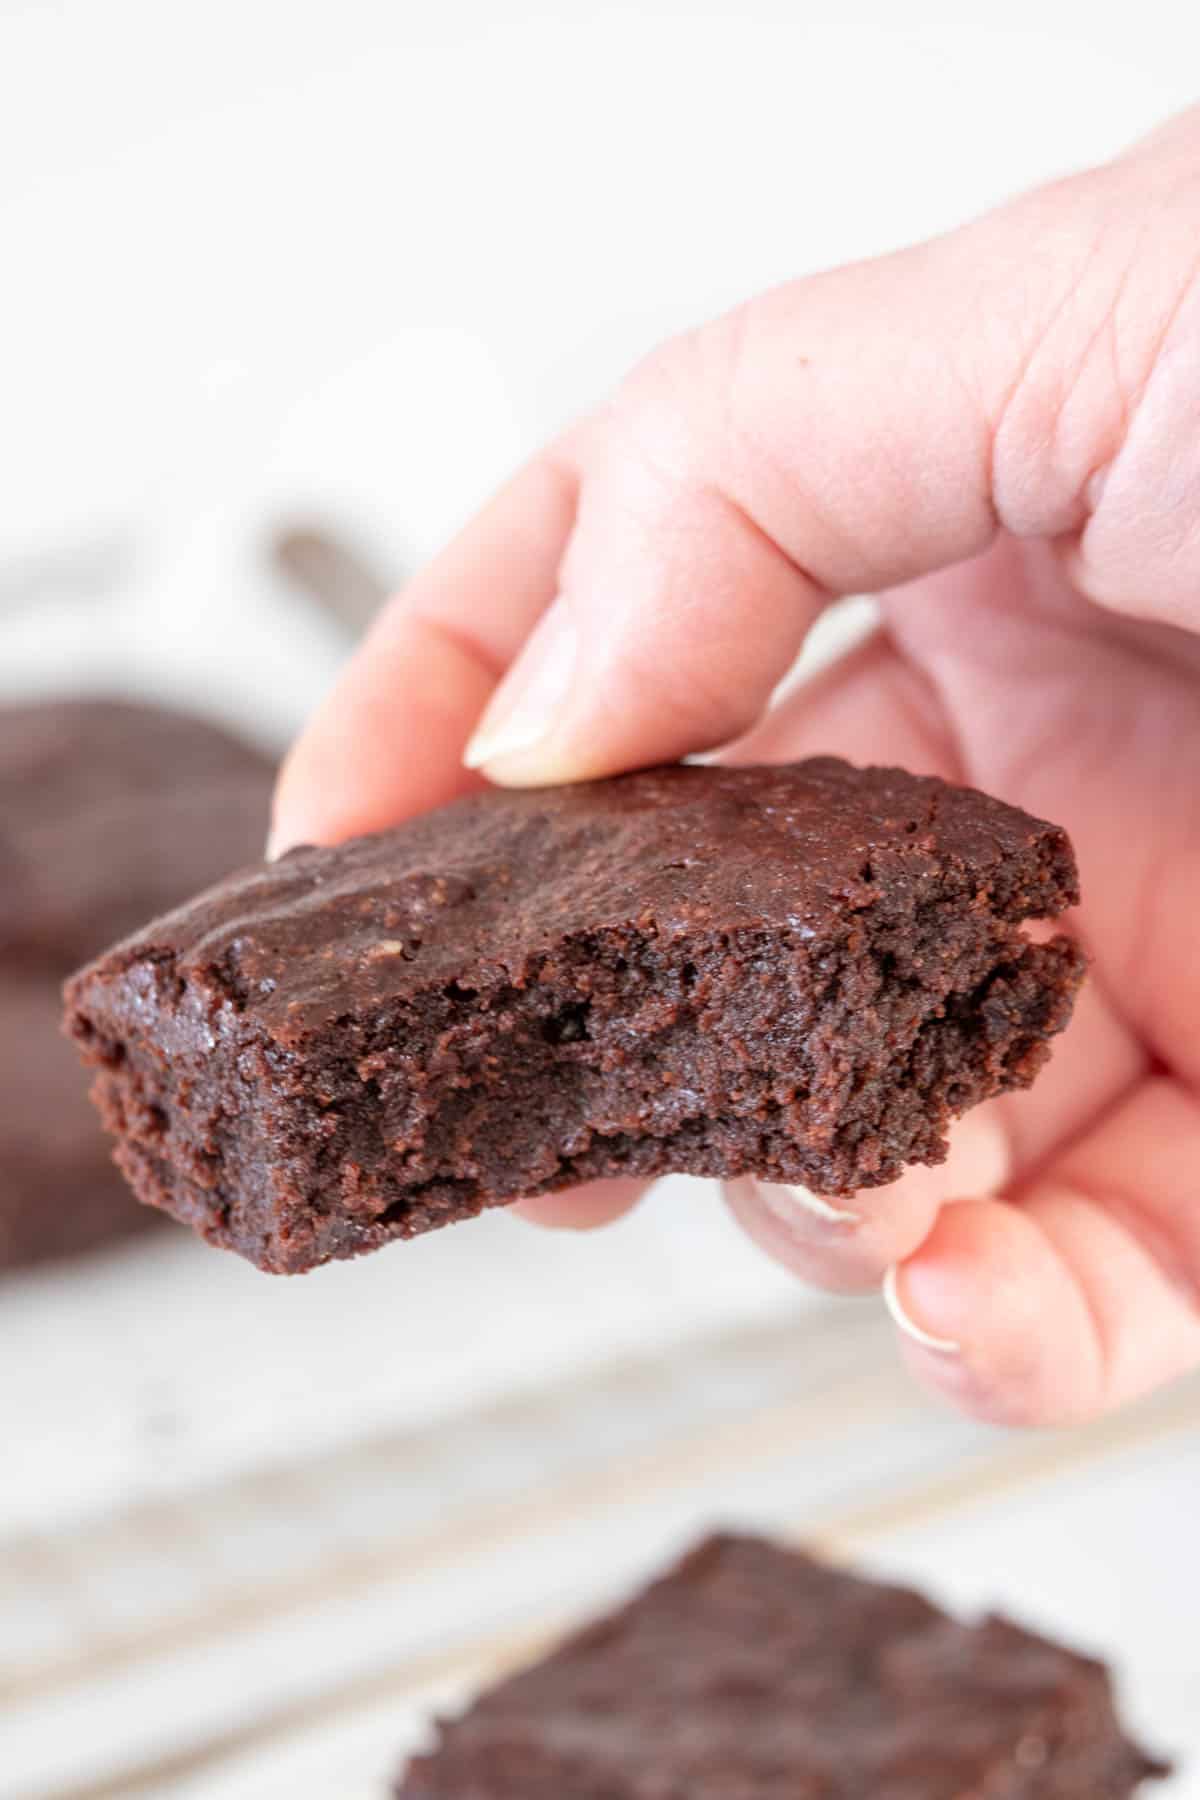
(65, 758), (1085, 1274)
(394, 1533), (1168, 1799)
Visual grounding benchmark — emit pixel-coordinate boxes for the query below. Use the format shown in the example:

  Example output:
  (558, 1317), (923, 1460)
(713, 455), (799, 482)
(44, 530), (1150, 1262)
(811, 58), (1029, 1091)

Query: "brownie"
(396, 1533), (1168, 1798)
(1, 698), (274, 1270)
(66, 758), (1084, 1274)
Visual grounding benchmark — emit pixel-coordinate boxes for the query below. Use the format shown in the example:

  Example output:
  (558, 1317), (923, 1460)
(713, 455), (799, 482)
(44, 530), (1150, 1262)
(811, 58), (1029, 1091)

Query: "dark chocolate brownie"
(396, 1533), (1168, 1798)
(66, 758), (1084, 1274)
(1, 698), (274, 1270)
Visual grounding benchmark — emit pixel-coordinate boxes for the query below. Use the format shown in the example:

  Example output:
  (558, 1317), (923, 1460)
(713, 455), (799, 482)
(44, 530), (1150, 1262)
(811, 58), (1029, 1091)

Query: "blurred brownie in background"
(0, 698), (274, 1269)
(396, 1532), (1169, 1798)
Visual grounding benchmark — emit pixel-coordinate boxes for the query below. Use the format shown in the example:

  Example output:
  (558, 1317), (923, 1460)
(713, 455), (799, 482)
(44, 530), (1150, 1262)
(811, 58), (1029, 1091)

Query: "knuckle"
(989, 167), (1200, 540)
(611, 309), (748, 491)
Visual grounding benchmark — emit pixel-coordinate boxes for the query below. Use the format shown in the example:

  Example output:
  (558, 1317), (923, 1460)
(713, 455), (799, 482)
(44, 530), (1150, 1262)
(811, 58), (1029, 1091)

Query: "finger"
(270, 454), (578, 852)
(511, 1178), (647, 1231)
(463, 135), (1196, 786)
(724, 1105), (1011, 1295)
(887, 1076), (1200, 1426)
(463, 239), (997, 782)
(725, 623), (962, 779)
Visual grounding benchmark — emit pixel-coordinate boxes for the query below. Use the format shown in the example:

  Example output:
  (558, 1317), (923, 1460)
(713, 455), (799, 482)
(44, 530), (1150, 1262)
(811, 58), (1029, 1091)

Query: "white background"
(1, 3), (1198, 1794)
(3, 0), (1198, 733)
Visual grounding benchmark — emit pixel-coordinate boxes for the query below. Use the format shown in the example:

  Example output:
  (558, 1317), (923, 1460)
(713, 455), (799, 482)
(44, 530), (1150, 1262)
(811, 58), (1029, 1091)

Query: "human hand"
(273, 109), (1200, 1427)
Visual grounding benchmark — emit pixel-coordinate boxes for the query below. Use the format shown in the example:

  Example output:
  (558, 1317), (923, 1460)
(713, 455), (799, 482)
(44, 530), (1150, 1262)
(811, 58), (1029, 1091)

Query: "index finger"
(269, 453), (577, 853)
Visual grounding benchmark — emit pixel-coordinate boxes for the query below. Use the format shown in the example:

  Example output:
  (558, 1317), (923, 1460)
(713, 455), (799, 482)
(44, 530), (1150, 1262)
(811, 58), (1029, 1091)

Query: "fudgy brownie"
(67, 758), (1084, 1274)
(396, 1533), (1168, 1798)
(1, 698), (274, 1270)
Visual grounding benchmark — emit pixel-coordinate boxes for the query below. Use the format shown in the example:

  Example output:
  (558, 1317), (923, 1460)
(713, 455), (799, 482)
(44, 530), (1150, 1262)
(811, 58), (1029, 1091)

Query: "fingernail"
(883, 1264), (961, 1355)
(463, 601), (578, 774)
(265, 820), (306, 861)
(755, 1181), (859, 1230)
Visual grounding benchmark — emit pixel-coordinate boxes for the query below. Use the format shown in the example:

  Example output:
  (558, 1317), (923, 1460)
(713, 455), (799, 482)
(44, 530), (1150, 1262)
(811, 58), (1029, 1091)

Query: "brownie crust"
(1, 698), (273, 1270)
(396, 1533), (1167, 1799)
(66, 758), (1085, 1273)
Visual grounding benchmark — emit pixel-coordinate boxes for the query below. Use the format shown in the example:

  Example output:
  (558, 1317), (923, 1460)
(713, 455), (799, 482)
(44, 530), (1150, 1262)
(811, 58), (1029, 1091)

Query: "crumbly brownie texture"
(396, 1534), (1167, 1799)
(67, 758), (1084, 1275)
(1, 698), (273, 1270)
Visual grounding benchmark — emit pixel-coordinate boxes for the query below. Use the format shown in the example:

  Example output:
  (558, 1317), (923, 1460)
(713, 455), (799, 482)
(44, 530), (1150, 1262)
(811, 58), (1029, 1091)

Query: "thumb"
(465, 109), (1200, 784)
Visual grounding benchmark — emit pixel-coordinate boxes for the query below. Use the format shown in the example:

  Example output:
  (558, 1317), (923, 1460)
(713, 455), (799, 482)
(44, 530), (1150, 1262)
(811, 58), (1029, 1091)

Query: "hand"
(273, 108), (1200, 1427)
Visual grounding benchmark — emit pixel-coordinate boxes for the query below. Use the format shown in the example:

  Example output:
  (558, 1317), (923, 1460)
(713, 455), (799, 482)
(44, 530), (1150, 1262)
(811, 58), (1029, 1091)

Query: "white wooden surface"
(0, 1182), (803, 1536)
(4, 1301), (1197, 1797)
(3, 2), (1200, 1792)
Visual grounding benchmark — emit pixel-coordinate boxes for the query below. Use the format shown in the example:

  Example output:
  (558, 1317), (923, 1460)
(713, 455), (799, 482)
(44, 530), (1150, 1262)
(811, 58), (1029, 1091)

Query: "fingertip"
(462, 737), (593, 789)
(722, 1110), (1009, 1295)
(882, 1263), (962, 1355)
(273, 610), (495, 852)
(509, 1179), (646, 1232)
(266, 741), (315, 860)
(724, 1176), (878, 1293)
(460, 600), (580, 782)
(267, 726), (356, 858)
(890, 1199), (1106, 1427)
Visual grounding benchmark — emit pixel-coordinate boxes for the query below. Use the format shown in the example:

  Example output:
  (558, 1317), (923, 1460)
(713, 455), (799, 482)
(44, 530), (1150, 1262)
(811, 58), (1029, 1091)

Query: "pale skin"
(273, 108), (1200, 1429)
